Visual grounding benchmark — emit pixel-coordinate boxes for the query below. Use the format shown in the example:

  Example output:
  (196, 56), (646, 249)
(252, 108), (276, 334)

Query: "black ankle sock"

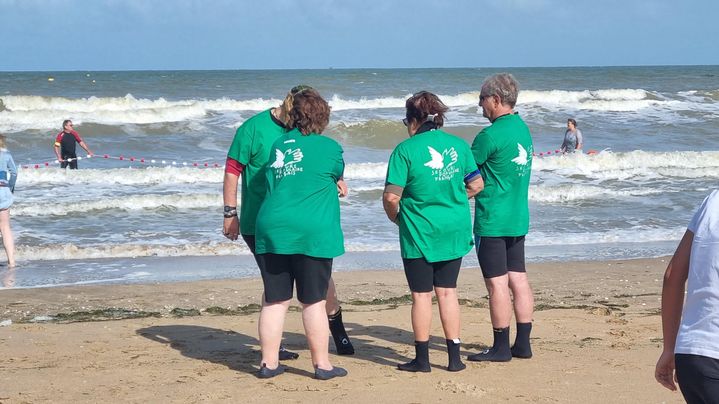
(328, 307), (355, 355)
(446, 339), (466, 372)
(511, 322), (533, 358)
(467, 327), (512, 362)
(398, 340), (431, 372)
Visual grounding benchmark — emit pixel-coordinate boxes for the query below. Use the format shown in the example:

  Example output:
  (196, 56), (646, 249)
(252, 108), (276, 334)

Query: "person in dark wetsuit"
(53, 120), (93, 169)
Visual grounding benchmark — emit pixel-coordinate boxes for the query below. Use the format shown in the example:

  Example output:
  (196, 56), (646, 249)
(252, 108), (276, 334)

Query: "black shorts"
(242, 234), (257, 254)
(402, 257), (462, 293)
(61, 157), (78, 169)
(257, 253), (332, 305)
(675, 353), (719, 404)
(476, 236), (526, 279)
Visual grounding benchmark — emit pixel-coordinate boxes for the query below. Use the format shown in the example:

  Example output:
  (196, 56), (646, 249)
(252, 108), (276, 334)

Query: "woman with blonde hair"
(0, 134), (17, 268)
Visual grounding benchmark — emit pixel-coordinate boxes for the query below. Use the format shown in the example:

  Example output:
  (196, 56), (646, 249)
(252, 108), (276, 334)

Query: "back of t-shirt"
(675, 189), (719, 360)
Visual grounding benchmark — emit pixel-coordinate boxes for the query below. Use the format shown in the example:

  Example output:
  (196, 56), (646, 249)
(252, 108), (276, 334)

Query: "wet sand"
(0, 258), (682, 403)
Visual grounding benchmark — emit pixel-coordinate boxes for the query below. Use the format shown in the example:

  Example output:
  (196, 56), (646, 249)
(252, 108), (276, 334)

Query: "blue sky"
(2, 0), (718, 71)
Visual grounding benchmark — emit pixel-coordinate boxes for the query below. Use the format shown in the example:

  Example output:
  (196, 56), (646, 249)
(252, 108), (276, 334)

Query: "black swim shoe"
(314, 366), (348, 380)
(467, 348), (512, 362)
(279, 345), (299, 360)
(257, 363), (286, 379)
(397, 359), (431, 373)
(511, 344), (533, 359)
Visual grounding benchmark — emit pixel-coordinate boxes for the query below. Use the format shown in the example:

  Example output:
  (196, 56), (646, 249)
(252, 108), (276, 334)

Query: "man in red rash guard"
(54, 120), (93, 169)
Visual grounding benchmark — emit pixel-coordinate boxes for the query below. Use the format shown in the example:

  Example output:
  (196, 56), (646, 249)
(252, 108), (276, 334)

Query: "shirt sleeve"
(688, 193), (711, 233)
(462, 142), (478, 175)
(471, 128), (496, 166)
(335, 143), (345, 180)
(226, 121), (254, 165)
(576, 129), (583, 145)
(7, 153), (17, 191)
(71, 130), (83, 143)
(54, 132), (63, 147)
(385, 146), (409, 188)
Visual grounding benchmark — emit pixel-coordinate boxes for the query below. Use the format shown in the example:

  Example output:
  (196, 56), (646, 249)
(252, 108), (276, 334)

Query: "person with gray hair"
(467, 73), (535, 362)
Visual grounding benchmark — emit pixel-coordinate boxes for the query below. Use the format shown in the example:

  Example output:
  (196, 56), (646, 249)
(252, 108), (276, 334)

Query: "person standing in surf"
(0, 134), (17, 268)
(467, 73), (535, 363)
(560, 118), (583, 154)
(53, 120), (93, 169)
(222, 86), (354, 361)
(383, 91), (483, 373)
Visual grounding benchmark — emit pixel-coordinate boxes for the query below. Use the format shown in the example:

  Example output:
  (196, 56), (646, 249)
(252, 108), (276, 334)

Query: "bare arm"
(54, 144), (62, 162)
(78, 141), (93, 156)
(337, 178), (348, 198)
(655, 230), (693, 391)
(222, 171), (240, 240)
(382, 191), (401, 224)
(466, 176), (484, 199)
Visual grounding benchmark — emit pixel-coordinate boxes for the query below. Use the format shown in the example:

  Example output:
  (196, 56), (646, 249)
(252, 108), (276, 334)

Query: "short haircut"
(62, 119), (72, 130)
(290, 89), (330, 135)
(481, 73), (519, 108)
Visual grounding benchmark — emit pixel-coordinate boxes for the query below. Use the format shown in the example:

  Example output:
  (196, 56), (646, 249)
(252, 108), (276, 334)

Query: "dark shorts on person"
(402, 257), (462, 293)
(242, 234), (257, 254)
(257, 253), (332, 305)
(61, 155), (78, 169)
(476, 236), (526, 279)
(675, 353), (719, 404)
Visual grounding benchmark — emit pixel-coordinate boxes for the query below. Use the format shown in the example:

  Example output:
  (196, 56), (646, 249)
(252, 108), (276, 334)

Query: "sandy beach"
(0, 257), (682, 403)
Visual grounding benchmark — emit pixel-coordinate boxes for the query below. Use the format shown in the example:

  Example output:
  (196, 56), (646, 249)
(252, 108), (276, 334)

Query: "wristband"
(224, 205), (237, 218)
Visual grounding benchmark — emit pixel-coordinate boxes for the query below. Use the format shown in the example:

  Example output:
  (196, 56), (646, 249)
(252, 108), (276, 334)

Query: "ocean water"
(1, 66), (718, 288)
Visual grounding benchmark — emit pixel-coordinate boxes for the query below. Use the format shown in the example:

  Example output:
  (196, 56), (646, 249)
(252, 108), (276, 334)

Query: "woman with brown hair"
(223, 86), (354, 362)
(253, 89), (348, 380)
(383, 91), (483, 372)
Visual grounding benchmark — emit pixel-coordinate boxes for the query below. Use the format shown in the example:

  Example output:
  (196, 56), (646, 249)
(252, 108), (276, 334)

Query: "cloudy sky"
(2, 0), (717, 71)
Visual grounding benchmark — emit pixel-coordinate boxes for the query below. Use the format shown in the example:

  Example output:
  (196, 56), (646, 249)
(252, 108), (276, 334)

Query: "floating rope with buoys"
(21, 154), (224, 169)
(532, 149), (601, 158)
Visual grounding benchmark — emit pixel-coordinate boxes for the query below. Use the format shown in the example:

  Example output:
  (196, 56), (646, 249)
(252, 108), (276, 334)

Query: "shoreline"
(0, 257), (682, 403)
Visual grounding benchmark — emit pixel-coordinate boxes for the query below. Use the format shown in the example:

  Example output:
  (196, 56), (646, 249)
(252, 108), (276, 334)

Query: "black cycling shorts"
(476, 236), (526, 279)
(402, 257), (462, 293)
(257, 253), (332, 305)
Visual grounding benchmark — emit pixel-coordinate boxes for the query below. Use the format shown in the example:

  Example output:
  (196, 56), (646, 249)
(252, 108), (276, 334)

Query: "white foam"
(14, 193), (222, 216)
(528, 226), (686, 246)
(15, 241), (400, 261)
(529, 184), (666, 203)
(17, 166), (224, 186)
(534, 150), (719, 180)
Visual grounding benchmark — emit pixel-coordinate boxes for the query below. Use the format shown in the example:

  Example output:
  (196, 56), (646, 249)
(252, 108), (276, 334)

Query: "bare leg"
(485, 275), (512, 328)
(302, 300), (332, 369)
(508, 272), (533, 323)
(410, 291), (433, 341)
(325, 278), (340, 315)
(436, 286), (465, 371)
(0, 210), (15, 267)
(435, 287), (460, 340)
(258, 299), (291, 369)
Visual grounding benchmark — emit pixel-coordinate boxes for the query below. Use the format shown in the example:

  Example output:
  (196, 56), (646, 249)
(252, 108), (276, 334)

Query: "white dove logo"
(511, 143), (528, 166)
(270, 148), (303, 168)
(424, 146), (458, 170)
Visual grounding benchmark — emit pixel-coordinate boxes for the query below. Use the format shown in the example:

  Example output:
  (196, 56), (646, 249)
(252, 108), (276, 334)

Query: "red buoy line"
(21, 154), (224, 169)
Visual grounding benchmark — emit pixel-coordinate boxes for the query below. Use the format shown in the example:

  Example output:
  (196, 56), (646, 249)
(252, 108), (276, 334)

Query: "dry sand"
(0, 258), (682, 403)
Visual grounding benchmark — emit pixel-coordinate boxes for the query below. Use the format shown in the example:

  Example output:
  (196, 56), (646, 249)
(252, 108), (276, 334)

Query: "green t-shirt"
(471, 113), (533, 237)
(255, 129), (345, 258)
(385, 129), (476, 262)
(226, 109), (286, 235)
